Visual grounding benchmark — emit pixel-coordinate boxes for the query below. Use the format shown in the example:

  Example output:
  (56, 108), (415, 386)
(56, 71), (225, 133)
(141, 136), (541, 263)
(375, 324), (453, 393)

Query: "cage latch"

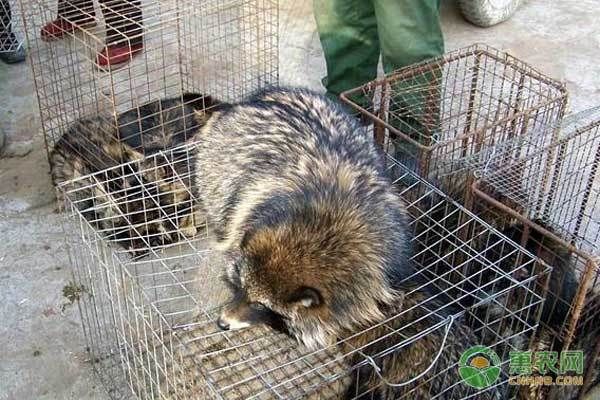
(358, 314), (455, 388)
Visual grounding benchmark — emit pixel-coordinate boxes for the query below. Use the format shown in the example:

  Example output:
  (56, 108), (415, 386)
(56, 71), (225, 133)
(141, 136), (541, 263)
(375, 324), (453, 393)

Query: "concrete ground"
(0, 0), (599, 399)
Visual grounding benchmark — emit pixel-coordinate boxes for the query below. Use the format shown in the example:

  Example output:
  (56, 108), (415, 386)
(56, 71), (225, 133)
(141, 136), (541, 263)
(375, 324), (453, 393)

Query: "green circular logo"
(458, 345), (501, 389)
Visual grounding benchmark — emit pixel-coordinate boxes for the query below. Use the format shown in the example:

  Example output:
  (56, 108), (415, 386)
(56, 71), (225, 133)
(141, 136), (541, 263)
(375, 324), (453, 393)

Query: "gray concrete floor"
(0, 0), (599, 399)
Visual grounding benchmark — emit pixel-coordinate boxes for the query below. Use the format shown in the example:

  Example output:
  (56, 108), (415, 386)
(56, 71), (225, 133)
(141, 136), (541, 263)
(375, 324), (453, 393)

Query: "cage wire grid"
(473, 107), (600, 252)
(59, 150), (550, 399)
(1, 0), (25, 52)
(18, 0), (279, 162)
(340, 43), (568, 204)
(469, 107), (600, 399)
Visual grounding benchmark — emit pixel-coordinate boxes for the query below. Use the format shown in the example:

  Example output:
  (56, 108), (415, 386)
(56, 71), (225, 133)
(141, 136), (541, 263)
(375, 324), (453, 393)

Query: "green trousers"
(313, 0), (444, 99)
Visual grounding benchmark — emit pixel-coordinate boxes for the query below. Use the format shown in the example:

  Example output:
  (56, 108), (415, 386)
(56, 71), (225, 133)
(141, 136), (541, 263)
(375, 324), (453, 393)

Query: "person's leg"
(374, 0), (443, 74)
(41, 0), (96, 41)
(373, 0), (444, 173)
(96, 0), (143, 67)
(313, 0), (379, 104)
(0, 0), (26, 63)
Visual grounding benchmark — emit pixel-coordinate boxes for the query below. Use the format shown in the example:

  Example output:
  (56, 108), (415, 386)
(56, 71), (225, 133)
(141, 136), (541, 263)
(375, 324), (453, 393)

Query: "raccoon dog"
(50, 92), (218, 188)
(194, 88), (496, 399)
(50, 93), (220, 255)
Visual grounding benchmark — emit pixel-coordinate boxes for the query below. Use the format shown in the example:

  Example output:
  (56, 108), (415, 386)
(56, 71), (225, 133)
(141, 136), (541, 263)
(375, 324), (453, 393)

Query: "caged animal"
(494, 221), (599, 400)
(440, 216), (600, 400)
(407, 188), (577, 339)
(50, 93), (222, 256)
(446, 218), (581, 350)
(409, 187), (599, 398)
(496, 221), (578, 334)
(193, 87), (499, 399)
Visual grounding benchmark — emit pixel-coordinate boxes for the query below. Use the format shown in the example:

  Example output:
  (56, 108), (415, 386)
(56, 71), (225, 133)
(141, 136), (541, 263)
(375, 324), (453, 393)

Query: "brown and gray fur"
(50, 93), (217, 190)
(193, 88), (497, 399)
(194, 88), (410, 345)
(50, 93), (220, 255)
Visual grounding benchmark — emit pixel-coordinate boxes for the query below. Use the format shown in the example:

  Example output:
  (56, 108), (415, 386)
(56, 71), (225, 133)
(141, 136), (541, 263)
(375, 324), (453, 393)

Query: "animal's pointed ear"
(288, 287), (323, 308)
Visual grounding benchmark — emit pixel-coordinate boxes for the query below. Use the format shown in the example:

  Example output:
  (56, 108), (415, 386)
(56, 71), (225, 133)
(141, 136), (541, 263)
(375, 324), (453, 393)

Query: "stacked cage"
(340, 43), (600, 399)
(59, 155), (551, 399)
(340, 43), (568, 204)
(21, 5), (565, 395)
(471, 107), (600, 399)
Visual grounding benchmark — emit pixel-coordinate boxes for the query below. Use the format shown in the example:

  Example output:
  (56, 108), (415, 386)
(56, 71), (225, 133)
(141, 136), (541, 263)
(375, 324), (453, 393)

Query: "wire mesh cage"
(470, 107), (600, 399)
(339, 44), (568, 203)
(19, 0), (278, 163)
(1, 0), (25, 53)
(59, 151), (551, 399)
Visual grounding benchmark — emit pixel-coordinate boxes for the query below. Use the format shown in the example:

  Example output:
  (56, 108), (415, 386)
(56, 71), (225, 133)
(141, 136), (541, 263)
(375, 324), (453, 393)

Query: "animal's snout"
(216, 317), (230, 331)
(216, 307), (253, 331)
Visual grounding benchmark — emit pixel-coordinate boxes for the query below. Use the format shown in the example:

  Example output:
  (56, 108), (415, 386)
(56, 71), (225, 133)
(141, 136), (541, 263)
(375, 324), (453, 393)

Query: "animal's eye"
(233, 260), (241, 275)
(248, 302), (267, 311)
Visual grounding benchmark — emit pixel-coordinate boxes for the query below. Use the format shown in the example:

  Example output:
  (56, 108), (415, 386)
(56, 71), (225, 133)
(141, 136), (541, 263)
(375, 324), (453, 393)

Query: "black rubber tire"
(458, 0), (522, 28)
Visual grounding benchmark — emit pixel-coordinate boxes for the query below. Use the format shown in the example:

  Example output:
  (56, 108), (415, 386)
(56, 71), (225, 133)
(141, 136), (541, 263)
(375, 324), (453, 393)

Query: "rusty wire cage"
(1, 0), (25, 53)
(470, 107), (600, 399)
(340, 44), (568, 203)
(18, 0), (279, 163)
(59, 151), (551, 399)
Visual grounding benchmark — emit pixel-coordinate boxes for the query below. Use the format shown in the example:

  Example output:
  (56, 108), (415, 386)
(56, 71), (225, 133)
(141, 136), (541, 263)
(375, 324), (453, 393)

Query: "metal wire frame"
(340, 43), (568, 204)
(18, 0), (279, 163)
(470, 107), (600, 399)
(58, 141), (205, 256)
(59, 149), (550, 399)
(1, 0), (25, 52)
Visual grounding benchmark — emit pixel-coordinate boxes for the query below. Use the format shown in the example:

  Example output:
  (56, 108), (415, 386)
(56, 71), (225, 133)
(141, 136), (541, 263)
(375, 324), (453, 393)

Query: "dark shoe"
(96, 42), (143, 68)
(0, 44), (26, 64)
(40, 18), (96, 41)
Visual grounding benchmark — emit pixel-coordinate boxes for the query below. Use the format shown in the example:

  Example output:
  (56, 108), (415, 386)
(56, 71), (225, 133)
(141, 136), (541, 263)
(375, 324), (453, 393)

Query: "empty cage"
(340, 44), (568, 204)
(59, 153), (550, 399)
(471, 107), (600, 399)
